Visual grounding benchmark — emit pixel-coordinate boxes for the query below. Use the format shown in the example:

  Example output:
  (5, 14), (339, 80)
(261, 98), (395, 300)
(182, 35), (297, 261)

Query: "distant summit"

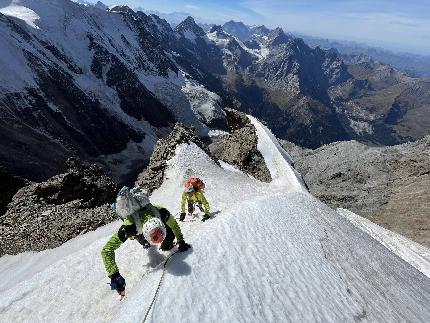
(94, 1), (107, 10)
(108, 5), (134, 14)
(251, 25), (271, 36)
(222, 20), (252, 41)
(267, 27), (292, 47)
(174, 16), (206, 37)
(75, 0), (107, 10)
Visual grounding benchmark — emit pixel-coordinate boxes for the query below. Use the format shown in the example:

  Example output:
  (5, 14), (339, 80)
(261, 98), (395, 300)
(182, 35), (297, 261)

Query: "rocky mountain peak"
(267, 27), (292, 47)
(136, 123), (212, 193)
(108, 5), (134, 14)
(251, 25), (271, 35)
(221, 109), (271, 182)
(271, 27), (285, 36)
(222, 20), (251, 41)
(174, 16), (206, 37)
(209, 24), (224, 34)
(94, 1), (108, 10)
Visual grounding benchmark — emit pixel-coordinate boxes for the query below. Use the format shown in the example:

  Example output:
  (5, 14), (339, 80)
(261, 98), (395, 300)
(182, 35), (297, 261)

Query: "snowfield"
(1, 117), (430, 322)
(0, 0), (40, 29)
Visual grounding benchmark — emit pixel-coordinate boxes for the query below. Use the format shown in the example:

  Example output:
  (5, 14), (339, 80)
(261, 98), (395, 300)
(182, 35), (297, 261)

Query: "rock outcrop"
(0, 166), (29, 216)
(0, 158), (117, 256)
(136, 123), (212, 193)
(282, 136), (430, 247)
(220, 109), (271, 182)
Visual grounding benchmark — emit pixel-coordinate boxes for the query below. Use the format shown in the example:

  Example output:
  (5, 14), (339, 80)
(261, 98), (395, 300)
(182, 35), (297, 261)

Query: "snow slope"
(337, 208), (430, 278)
(0, 0), (40, 29)
(1, 117), (430, 322)
(0, 0), (228, 180)
(0, 0), (223, 128)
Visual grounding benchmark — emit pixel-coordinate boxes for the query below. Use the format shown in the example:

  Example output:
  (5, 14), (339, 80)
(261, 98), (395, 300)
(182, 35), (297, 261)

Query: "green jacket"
(181, 191), (210, 214)
(101, 206), (183, 277)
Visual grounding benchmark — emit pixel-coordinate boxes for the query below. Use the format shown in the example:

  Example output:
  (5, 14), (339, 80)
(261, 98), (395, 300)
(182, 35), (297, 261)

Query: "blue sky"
(93, 0), (430, 55)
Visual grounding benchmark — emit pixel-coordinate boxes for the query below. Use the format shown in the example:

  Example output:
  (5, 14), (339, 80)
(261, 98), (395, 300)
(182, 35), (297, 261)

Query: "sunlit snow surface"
(1, 118), (430, 322)
(0, 0), (40, 29)
(337, 208), (430, 278)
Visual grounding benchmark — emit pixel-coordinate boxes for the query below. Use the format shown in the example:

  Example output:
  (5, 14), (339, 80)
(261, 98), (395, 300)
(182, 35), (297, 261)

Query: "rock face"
(0, 158), (117, 256)
(210, 22), (430, 149)
(0, 167), (29, 216)
(221, 109), (271, 182)
(2, 2), (430, 186)
(0, 3), (226, 182)
(136, 123), (212, 193)
(282, 136), (430, 247)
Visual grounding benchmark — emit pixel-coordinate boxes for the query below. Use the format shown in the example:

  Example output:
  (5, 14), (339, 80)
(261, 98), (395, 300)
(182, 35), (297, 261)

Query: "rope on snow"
(142, 250), (179, 323)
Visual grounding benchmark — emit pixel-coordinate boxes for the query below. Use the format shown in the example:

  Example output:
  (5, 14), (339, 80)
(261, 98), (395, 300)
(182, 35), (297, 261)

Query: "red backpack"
(184, 177), (205, 191)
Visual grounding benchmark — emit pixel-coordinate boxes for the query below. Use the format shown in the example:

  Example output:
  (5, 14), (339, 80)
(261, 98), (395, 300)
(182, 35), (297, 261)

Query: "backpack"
(114, 186), (150, 219)
(184, 177), (205, 192)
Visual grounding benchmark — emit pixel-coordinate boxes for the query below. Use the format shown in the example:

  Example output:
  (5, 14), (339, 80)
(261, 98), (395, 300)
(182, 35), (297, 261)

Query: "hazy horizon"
(78, 0), (430, 56)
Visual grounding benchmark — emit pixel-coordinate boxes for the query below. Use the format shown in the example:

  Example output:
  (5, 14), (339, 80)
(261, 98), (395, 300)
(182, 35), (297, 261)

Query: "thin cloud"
(239, 0), (430, 54)
(185, 4), (200, 10)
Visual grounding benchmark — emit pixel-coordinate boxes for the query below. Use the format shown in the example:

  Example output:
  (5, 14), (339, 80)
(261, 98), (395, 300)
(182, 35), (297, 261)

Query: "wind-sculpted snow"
(1, 117), (429, 322)
(116, 193), (430, 323)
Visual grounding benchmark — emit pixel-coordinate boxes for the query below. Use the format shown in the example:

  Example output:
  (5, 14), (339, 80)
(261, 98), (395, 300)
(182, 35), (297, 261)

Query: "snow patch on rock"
(0, 1), (40, 29)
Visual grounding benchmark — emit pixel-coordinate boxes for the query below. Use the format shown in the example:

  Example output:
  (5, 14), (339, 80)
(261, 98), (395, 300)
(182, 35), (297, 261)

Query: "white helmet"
(142, 218), (166, 245)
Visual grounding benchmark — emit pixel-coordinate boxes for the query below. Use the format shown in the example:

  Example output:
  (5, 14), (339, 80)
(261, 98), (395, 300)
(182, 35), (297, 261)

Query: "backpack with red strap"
(184, 177), (205, 192)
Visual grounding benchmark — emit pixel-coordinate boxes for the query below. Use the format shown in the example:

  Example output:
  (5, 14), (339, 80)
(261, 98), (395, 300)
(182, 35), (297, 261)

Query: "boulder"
(0, 166), (29, 215)
(0, 158), (117, 256)
(220, 109), (271, 182)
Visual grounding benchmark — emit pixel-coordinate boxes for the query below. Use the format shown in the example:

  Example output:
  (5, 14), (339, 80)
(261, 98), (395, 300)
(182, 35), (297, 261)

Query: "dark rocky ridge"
(0, 167), (29, 216)
(136, 123), (212, 193)
(220, 109), (271, 182)
(0, 5), (226, 182)
(136, 110), (273, 194)
(281, 137), (430, 248)
(1, 4), (430, 196)
(0, 158), (117, 256)
(216, 21), (430, 149)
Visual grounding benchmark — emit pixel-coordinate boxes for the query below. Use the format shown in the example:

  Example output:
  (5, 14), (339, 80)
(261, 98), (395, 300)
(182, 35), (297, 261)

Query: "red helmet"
(149, 228), (164, 244)
(143, 218), (166, 244)
(184, 177), (205, 192)
(184, 183), (194, 193)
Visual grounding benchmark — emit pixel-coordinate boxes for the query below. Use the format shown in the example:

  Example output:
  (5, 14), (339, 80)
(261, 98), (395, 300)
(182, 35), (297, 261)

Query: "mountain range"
(1, 0), (429, 184)
(0, 3), (429, 320)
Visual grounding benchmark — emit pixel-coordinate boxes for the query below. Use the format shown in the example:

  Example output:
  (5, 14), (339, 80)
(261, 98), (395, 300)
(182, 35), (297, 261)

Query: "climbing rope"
(142, 250), (179, 323)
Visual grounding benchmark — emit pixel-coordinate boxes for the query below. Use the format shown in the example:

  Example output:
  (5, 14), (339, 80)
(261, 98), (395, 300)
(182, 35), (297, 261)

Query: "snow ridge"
(1, 117), (429, 322)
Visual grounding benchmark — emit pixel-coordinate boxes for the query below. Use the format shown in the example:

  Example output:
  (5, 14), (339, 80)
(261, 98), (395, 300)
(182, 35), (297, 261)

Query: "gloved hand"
(160, 239), (175, 251)
(136, 234), (150, 249)
(178, 240), (191, 252)
(201, 214), (210, 222)
(179, 212), (186, 221)
(110, 272), (126, 294)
